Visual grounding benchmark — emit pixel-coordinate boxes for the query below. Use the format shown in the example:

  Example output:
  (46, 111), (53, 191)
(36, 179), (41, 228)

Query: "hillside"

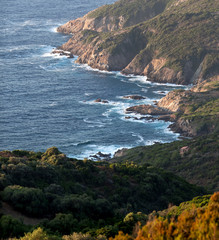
(112, 132), (219, 192)
(0, 147), (204, 239)
(2, 192), (218, 239)
(57, 0), (172, 34)
(110, 192), (219, 240)
(57, 0), (219, 85)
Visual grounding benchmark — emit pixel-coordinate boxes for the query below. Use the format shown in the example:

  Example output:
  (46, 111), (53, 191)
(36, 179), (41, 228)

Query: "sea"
(0, 0), (186, 159)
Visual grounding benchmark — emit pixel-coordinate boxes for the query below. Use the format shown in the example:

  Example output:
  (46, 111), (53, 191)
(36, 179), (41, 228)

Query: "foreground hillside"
(1, 192), (218, 239)
(0, 147), (204, 239)
(57, 0), (219, 85)
(110, 192), (219, 240)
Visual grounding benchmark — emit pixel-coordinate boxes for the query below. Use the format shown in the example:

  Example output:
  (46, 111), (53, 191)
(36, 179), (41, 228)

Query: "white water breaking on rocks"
(0, 0), (186, 159)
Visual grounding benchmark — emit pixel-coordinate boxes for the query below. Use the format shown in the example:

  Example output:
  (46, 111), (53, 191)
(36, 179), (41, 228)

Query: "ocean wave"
(50, 27), (58, 33)
(141, 88), (148, 93)
(83, 118), (109, 128)
(75, 63), (114, 75)
(76, 141), (96, 147)
(153, 90), (170, 95)
(84, 92), (94, 96)
(132, 133), (145, 144)
(0, 44), (47, 53)
(148, 81), (186, 87)
(115, 72), (187, 88)
(80, 99), (125, 107)
(48, 102), (58, 107)
(39, 65), (69, 72)
(42, 51), (69, 59)
(68, 144), (131, 160)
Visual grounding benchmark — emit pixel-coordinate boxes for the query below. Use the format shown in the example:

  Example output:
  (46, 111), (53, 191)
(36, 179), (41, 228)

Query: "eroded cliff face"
(157, 90), (190, 113)
(156, 80), (219, 136)
(57, 14), (123, 34)
(58, 30), (188, 84)
(56, 0), (218, 85)
(57, 0), (170, 34)
(59, 25), (148, 72)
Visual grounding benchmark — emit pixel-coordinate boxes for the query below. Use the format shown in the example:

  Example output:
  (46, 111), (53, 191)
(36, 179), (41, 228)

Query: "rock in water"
(123, 95), (146, 100)
(52, 49), (74, 58)
(94, 99), (109, 103)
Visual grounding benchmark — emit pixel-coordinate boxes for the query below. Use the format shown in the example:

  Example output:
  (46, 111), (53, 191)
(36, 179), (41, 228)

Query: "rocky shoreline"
(55, 0), (219, 141)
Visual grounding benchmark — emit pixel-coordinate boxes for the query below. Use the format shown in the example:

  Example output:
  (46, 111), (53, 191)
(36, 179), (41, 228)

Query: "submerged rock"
(94, 98), (109, 103)
(123, 95), (146, 100)
(89, 151), (111, 161)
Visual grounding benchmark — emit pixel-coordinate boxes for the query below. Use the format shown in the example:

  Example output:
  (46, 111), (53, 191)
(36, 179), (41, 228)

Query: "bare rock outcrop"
(126, 104), (172, 115)
(157, 90), (187, 113)
(57, 0), (169, 34)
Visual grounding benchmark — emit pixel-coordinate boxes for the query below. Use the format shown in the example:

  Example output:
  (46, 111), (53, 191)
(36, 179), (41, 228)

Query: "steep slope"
(156, 77), (219, 136)
(110, 192), (219, 240)
(112, 132), (219, 191)
(57, 0), (219, 85)
(57, 0), (172, 34)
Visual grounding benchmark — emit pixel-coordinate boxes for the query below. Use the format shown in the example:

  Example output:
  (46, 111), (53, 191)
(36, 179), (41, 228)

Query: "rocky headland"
(57, 0), (218, 85)
(56, 0), (219, 137)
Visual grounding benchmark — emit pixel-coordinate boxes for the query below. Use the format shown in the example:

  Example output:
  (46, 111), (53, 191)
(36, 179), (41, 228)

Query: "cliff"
(157, 76), (219, 136)
(57, 0), (171, 34)
(57, 0), (219, 85)
(57, 0), (219, 136)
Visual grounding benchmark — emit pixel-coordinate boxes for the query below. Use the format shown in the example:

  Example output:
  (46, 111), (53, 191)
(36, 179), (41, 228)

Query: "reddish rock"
(94, 98), (102, 102)
(180, 146), (190, 156)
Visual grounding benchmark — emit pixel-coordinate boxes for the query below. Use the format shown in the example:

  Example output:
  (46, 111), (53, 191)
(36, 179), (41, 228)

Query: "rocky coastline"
(54, 0), (219, 139)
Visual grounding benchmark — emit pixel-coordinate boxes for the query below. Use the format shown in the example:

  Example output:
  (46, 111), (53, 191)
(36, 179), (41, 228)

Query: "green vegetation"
(0, 215), (30, 239)
(0, 147), (204, 239)
(1, 0), (218, 239)
(82, 0), (219, 81)
(87, 0), (171, 25)
(113, 133), (219, 192)
(110, 192), (219, 240)
(202, 53), (219, 78)
(177, 88), (219, 136)
(3, 193), (218, 240)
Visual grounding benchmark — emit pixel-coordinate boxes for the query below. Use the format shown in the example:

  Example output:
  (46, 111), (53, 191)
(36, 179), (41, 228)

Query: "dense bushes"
(110, 192), (219, 240)
(0, 147), (205, 238)
(114, 133), (219, 191)
(6, 193), (218, 239)
(0, 215), (30, 239)
(2, 185), (48, 216)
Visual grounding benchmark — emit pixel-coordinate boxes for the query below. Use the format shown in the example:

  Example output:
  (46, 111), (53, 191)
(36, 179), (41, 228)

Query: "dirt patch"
(0, 202), (44, 225)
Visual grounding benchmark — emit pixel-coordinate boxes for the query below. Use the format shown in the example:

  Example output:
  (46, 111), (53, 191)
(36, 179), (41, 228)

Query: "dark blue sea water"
(0, 0), (185, 159)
